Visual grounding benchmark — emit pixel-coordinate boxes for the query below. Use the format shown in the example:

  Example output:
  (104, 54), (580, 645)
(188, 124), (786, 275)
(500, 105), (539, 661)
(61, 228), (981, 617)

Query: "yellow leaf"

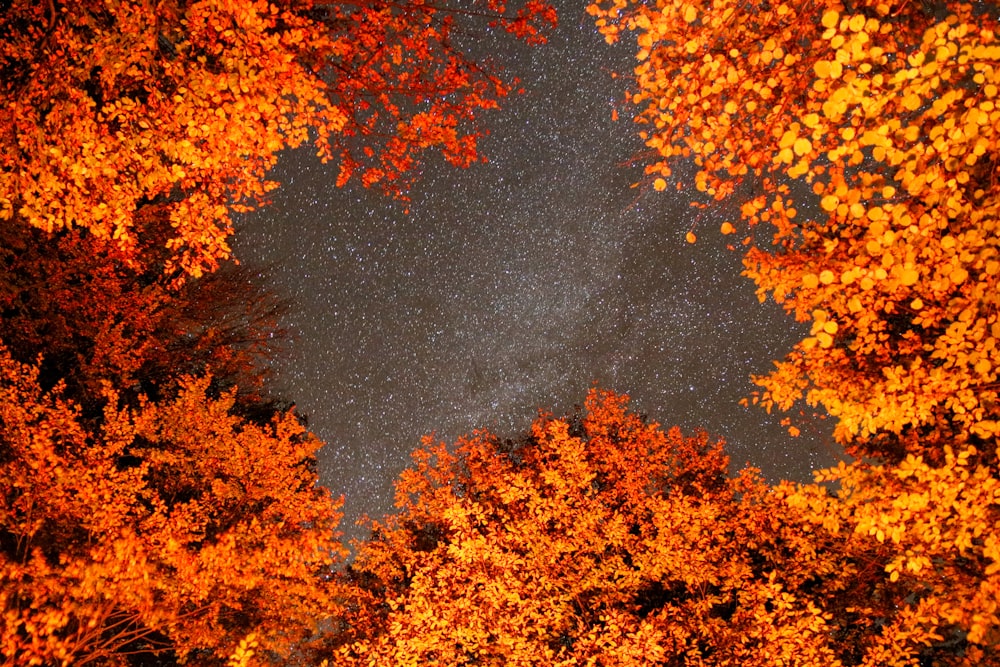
(902, 93), (922, 111)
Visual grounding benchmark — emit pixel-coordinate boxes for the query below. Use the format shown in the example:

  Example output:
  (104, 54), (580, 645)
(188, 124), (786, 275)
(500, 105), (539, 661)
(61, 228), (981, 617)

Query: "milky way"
(234, 3), (842, 546)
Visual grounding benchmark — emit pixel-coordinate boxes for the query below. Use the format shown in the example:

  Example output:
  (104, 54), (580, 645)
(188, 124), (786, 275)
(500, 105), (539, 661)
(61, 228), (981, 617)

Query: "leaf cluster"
(0, 0), (556, 276)
(588, 0), (1000, 464)
(579, 0), (1000, 662)
(338, 391), (916, 666)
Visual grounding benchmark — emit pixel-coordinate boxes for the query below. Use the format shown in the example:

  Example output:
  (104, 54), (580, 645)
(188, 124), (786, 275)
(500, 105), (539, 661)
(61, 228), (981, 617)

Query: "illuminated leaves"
(337, 391), (1000, 664)
(0, 0), (555, 276)
(593, 0), (1000, 459)
(227, 633), (260, 667)
(338, 390), (915, 667)
(590, 7), (1000, 658)
(783, 445), (1000, 659)
(0, 351), (344, 665)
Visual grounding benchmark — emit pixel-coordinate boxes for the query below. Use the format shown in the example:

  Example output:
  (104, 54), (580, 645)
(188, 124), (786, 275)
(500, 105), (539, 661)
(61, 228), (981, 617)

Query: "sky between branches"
(235, 1), (843, 545)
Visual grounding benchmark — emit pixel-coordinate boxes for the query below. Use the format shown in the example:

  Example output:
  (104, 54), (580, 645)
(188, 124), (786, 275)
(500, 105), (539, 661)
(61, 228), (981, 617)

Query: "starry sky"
(234, 2), (842, 546)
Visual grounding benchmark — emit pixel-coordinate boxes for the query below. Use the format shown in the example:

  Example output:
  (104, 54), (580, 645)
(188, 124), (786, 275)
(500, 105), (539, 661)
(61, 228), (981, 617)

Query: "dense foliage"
(0, 357), (344, 665)
(0, 0), (556, 276)
(2, 0), (999, 665)
(329, 390), (998, 666)
(587, 0), (1000, 465)
(0, 0), (555, 663)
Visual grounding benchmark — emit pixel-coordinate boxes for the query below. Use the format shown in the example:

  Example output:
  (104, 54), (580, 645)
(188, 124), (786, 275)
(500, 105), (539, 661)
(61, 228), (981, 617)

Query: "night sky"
(234, 3), (842, 546)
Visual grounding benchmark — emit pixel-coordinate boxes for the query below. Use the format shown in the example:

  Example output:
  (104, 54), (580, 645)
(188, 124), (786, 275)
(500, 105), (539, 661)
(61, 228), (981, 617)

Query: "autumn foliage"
(785, 451), (1000, 663)
(0, 0), (561, 663)
(578, 0), (1000, 661)
(0, 218), (351, 664)
(0, 221), (290, 418)
(4, 0), (1000, 664)
(0, 352), (344, 665)
(340, 391), (836, 666)
(0, 0), (555, 275)
(588, 0), (1000, 464)
(335, 390), (998, 666)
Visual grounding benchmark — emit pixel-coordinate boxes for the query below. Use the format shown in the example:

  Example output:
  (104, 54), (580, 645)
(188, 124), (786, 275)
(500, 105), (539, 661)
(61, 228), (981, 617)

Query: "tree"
(0, 0), (556, 276)
(0, 350), (345, 666)
(782, 450), (1000, 666)
(335, 390), (965, 666)
(585, 4), (1000, 657)
(587, 0), (1000, 463)
(0, 163), (346, 667)
(0, 219), (292, 421)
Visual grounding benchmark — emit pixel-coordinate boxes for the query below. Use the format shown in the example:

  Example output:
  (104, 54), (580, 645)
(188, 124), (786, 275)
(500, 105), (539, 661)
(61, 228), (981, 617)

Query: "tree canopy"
(337, 390), (999, 666)
(0, 355), (344, 665)
(0, 0), (556, 276)
(2, 0), (1000, 664)
(587, 0), (1000, 465)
